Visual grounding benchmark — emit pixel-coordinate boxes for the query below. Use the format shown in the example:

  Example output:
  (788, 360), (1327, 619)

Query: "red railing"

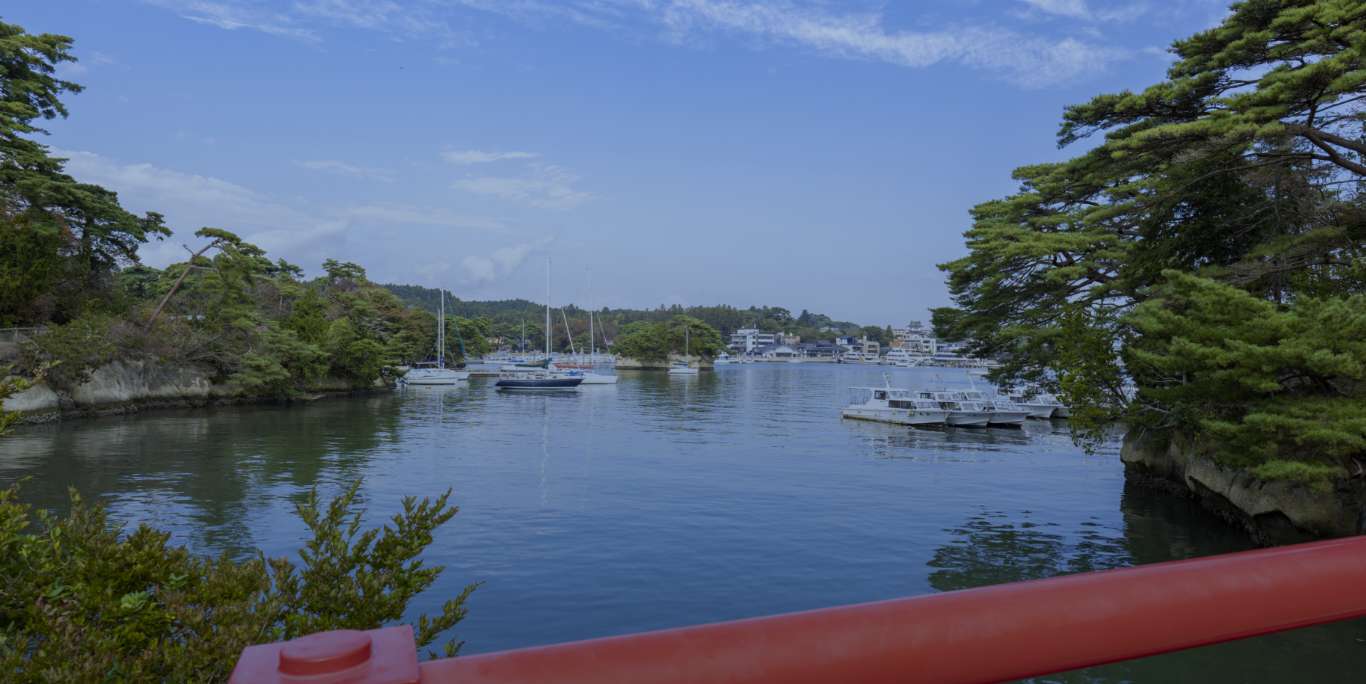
(231, 536), (1366, 683)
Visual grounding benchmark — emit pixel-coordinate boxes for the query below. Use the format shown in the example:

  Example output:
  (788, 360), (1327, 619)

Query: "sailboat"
(404, 289), (470, 385)
(565, 272), (617, 384)
(668, 325), (700, 375)
(496, 259), (583, 391)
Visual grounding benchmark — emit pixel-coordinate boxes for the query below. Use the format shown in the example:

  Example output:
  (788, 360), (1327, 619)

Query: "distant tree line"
(383, 284), (880, 352)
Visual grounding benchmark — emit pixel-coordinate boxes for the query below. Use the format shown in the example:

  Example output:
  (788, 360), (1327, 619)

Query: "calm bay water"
(2, 364), (1362, 681)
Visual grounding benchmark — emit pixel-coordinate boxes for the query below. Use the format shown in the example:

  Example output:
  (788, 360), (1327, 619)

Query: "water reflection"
(2, 364), (1363, 679)
(0, 395), (403, 554)
(925, 484), (1366, 682)
(927, 509), (1130, 591)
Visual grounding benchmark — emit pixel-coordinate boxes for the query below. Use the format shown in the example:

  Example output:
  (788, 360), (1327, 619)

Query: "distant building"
(730, 328), (777, 353)
(753, 343), (799, 359)
(891, 321), (936, 355)
(797, 341), (838, 359)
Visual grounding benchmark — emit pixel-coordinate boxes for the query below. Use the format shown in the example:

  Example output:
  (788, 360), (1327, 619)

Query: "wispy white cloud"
(145, 0), (1133, 87)
(442, 149), (541, 165)
(339, 203), (506, 232)
(1019, 0), (1091, 19)
(144, 0), (321, 42)
(54, 149), (506, 274)
(453, 163), (591, 210)
(1016, 0), (1150, 23)
(294, 159), (397, 183)
(653, 0), (1125, 87)
(459, 238), (554, 285)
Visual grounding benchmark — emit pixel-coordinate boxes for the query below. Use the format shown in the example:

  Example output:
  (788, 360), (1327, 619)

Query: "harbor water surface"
(3, 364), (1362, 681)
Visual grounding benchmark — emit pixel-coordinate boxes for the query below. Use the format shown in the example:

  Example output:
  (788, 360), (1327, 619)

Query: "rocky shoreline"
(4, 360), (388, 424)
(613, 354), (713, 371)
(1121, 428), (1366, 545)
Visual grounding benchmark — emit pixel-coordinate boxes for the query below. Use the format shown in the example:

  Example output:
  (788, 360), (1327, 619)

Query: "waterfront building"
(730, 328), (778, 353)
(797, 341), (838, 359)
(753, 343), (800, 360)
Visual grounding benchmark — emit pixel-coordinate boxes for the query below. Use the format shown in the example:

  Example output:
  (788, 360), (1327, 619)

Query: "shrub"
(1250, 460), (1348, 492)
(0, 481), (477, 682)
(19, 313), (119, 390)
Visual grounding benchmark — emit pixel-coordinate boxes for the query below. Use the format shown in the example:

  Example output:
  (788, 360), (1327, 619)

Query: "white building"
(730, 328), (777, 353)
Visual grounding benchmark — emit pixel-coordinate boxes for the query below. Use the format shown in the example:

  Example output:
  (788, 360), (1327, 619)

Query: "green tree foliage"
(1125, 271), (1364, 474)
(610, 321), (672, 361)
(935, 0), (1365, 477)
(610, 316), (724, 360)
(19, 312), (118, 390)
(0, 21), (167, 323)
(0, 481), (476, 681)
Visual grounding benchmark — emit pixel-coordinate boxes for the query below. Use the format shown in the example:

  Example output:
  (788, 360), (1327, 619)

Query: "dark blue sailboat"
(496, 257), (583, 391)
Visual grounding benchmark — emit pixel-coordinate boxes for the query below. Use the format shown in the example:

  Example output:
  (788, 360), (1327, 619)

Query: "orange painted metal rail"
(232, 536), (1366, 684)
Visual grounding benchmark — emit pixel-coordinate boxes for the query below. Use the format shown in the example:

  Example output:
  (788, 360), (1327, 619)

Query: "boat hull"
(986, 411), (1028, 427)
(946, 411), (991, 428)
(841, 408), (947, 427)
(404, 370), (469, 385)
(1018, 404), (1057, 419)
(579, 374), (618, 385)
(668, 369), (699, 375)
(495, 378), (583, 390)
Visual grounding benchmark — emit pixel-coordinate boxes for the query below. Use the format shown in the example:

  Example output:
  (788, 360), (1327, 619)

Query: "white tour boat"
(916, 390), (992, 428)
(959, 389), (1028, 427)
(842, 380), (947, 427)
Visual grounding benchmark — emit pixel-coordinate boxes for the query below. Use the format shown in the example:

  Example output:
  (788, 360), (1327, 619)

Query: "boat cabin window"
(888, 400), (916, 409)
(873, 390), (887, 400)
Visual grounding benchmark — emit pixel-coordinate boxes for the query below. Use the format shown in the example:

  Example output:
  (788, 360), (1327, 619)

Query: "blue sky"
(10, 0), (1229, 324)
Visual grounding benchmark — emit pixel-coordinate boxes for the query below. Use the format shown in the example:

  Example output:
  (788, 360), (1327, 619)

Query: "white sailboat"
(577, 273), (617, 384)
(404, 289), (469, 385)
(669, 326), (700, 375)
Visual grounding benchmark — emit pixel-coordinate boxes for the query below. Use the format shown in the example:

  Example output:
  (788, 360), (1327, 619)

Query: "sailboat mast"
(438, 289), (445, 369)
(588, 270), (594, 359)
(544, 257), (551, 359)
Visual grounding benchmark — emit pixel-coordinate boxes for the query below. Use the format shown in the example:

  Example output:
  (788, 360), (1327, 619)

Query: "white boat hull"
(404, 369), (469, 385)
(579, 373), (618, 384)
(1017, 403), (1057, 419)
(841, 408), (947, 427)
(946, 411), (991, 428)
(987, 411), (1029, 427)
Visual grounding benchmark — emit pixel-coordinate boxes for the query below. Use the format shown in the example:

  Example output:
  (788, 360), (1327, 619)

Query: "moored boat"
(841, 381), (947, 427)
(960, 390), (1028, 427)
(916, 390), (992, 427)
(404, 289), (469, 385)
(495, 258), (583, 391)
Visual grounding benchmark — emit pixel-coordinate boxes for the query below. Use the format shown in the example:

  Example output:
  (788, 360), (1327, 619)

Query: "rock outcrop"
(614, 354), (714, 371)
(1121, 428), (1366, 544)
(4, 360), (383, 423)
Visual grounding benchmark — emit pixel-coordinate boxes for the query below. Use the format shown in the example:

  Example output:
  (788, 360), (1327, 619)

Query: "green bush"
(0, 481), (477, 682)
(19, 313), (119, 390)
(1250, 460), (1347, 492)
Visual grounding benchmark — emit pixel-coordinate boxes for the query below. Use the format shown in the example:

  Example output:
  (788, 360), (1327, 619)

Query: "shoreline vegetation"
(932, 2), (1364, 537)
